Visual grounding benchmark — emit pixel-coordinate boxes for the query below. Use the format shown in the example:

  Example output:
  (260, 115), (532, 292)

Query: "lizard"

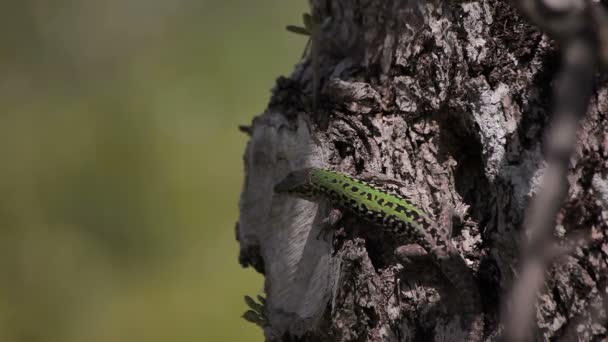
(273, 167), (484, 341)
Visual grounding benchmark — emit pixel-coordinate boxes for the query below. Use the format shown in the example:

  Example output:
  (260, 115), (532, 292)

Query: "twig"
(501, 0), (600, 340)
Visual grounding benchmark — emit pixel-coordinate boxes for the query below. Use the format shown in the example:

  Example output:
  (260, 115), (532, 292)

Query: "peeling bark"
(238, 0), (608, 340)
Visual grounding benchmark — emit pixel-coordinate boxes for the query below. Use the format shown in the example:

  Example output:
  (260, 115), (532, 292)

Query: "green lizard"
(274, 168), (484, 341)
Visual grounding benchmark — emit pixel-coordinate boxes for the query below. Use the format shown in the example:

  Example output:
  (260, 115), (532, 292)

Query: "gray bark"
(237, 0), (608, 340)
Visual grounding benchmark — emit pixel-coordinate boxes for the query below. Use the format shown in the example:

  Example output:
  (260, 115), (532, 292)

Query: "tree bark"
(238, 0), (608, 340)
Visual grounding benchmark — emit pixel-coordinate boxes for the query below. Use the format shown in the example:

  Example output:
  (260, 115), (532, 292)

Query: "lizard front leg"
(317, 207), (343, 240)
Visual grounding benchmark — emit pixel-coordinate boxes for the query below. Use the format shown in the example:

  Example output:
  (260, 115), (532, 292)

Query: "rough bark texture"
(237, 0), (608, 340)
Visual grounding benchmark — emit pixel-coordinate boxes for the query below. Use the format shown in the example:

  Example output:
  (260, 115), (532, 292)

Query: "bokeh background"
(0, 1), (306, 341)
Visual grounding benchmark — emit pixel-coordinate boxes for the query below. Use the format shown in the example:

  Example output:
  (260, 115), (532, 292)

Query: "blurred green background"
(0, 1), (306, 341)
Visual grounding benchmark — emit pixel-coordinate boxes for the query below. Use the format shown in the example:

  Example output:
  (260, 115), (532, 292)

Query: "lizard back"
(309, 169), (433, 241)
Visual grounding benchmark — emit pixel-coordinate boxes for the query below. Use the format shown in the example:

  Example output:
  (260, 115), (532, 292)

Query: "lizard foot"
(316, 208), (343, 241)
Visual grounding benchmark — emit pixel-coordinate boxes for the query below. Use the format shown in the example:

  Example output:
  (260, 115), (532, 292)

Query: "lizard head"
(274, 168), (319, 201)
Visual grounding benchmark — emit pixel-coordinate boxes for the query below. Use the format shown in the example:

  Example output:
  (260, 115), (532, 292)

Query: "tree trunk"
(237, 0), (608, 340)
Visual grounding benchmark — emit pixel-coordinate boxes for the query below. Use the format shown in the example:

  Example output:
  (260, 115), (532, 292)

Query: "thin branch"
(501, 0), (599, 340)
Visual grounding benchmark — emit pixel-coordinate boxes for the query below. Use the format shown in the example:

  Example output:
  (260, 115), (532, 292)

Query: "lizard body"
(274, 168), (484, 340)
(275, 168), (444, 251)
